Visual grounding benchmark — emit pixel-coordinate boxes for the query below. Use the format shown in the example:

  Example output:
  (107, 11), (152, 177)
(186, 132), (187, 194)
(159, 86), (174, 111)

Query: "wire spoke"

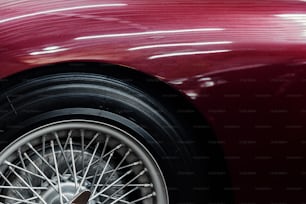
(0, 172), (26, 200)
(51, 140), (64, 204)
(101, 169), (147, 204)
(103, 149), (131, 188)
(130, 192), (156, 203)
(54, 132), (73, 175)
(93, 183), (153, 188)
(77, 144), (123, 176)
(41, 135), (46, 186)
(23, 153), (69, 202)
(17, 149), (32, 187)
(4, 160), (45, 180)
(90, 135), (110, 191)
(0, 186), (47, 190)
(81, 129), (85, 176)
(90, 169), (133, 200)
(8, 167), (46, 204)
(109, 187), (139, 204)
(63, 130), (73, 150)
(70, 138), (78, 188)
(26, 143), (64, 179)
(15, 196), (37, 204)
(86, 161), (142, 179)
(85, 132), (100, 150)
(63, 133), (104, 175)
(0, 195), (37, 204)
(76, 142), (100, 194)
(97, 193), (130, 204)
(91, 151), (114, 196)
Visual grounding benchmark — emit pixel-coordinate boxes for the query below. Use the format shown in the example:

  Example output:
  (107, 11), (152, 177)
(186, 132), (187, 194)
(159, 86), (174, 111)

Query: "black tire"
(0, 73), (205, 204)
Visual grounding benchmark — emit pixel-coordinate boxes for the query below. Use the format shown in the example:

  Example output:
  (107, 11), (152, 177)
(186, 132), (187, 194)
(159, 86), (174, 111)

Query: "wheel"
(0, 73), (199, 204)
(0, 120), (168, 204)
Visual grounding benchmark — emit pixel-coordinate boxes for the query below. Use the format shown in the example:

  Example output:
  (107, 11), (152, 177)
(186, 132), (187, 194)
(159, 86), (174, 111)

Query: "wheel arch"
(0, 61), (234, 203)
(1, 61), (211, 131)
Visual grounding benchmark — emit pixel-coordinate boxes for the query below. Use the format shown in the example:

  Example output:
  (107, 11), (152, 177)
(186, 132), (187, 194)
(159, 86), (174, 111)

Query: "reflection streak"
(30, 46), (68, 55)
(75, 28), (224, 40)
(0, 4), (127, 24)
(149, 49), (231, 59)
(128, 41), (232, 51)
(276, 14), (306, 36)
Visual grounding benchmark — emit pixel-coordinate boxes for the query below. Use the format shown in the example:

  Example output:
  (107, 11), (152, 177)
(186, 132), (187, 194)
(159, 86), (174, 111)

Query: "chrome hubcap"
(0, 120), (168, 204)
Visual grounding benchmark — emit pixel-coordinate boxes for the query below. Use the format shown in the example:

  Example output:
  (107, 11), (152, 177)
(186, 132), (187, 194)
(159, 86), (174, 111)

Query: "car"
(0, 0), (305, 203)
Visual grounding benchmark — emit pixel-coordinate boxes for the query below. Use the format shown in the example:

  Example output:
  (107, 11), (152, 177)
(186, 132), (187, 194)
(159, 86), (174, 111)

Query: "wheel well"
(0, 61), (234, 203)
(1, 61), (205, 124)
(1, 61), (212, 135)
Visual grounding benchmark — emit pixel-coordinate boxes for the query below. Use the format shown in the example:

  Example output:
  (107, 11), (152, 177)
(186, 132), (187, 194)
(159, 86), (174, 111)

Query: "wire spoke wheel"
(0, 120), (168, 204)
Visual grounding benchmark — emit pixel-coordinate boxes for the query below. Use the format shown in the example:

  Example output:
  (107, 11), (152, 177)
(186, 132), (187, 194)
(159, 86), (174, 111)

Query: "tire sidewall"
(0, 73), (195, 203)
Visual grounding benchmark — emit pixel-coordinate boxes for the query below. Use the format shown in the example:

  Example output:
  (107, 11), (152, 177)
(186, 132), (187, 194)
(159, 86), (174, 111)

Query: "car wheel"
(0, 73), (197, 204)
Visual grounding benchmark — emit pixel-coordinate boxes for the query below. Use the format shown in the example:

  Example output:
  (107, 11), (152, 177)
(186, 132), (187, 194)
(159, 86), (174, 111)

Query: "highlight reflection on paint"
(149, 49), (231, 59)
(276, 14), (306, 36)
(75, 28), (224, 40)
(30, 46), (68, 55)
(128, 41), (232, 51)
(0, 4), (127, 24)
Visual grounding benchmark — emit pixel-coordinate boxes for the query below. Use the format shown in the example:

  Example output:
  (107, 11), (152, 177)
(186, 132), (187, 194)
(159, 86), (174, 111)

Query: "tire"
(0, 73), (202, 204)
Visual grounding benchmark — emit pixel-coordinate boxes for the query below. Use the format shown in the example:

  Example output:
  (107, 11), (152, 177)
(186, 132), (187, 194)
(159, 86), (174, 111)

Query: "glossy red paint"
(1, 0), (306, 203)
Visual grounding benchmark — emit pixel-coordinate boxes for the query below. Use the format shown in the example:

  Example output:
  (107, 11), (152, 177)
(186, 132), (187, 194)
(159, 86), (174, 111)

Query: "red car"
(0, 0), (305, 203)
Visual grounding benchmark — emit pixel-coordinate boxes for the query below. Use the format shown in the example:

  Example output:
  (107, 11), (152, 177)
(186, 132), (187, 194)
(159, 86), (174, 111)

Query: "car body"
(0, 0), (306, 203)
